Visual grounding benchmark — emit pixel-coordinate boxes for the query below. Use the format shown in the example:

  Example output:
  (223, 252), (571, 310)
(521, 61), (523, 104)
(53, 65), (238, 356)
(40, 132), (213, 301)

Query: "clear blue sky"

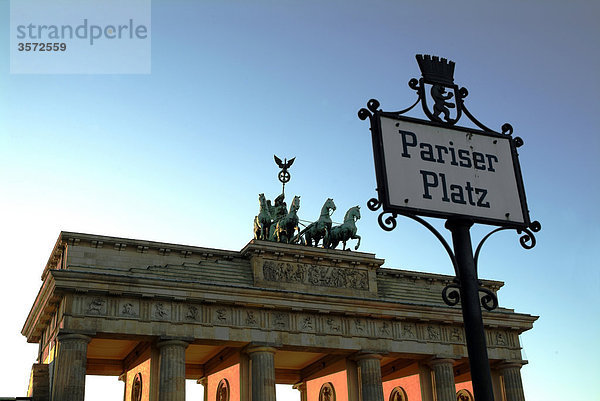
(1, 1), (599, 400)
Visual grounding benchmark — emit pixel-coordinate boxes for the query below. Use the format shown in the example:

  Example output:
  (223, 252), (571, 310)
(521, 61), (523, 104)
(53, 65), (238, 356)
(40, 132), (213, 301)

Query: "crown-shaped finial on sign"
(416, 54), (455, 85)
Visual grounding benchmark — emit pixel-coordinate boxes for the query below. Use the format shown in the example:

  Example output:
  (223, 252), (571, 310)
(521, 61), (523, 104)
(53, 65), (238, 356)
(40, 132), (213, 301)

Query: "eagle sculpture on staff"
(274, 154), (295, 193)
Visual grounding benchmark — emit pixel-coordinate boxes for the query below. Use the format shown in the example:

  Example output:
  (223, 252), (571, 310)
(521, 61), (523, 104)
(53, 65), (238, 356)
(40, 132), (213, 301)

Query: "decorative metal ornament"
(274, 154), (295, 195)
(389, 386), (408, 401)
(456, 389), (474, 401)
(131, 372), (142, 401)
(216, 378), (230, 401)
(319, 382), (336, 401)
(415, 55), (462, 125)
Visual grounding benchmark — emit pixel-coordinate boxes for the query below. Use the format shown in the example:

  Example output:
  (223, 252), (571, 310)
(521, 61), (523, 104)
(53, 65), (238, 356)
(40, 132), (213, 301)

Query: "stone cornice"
(42, 231), (240, 280)
(21, 272), (58, 343)
(240, 240), (385, 269)
(60, 231), (238, 256)
(377, 267), (504, 291)
(41, 232), (67, 280)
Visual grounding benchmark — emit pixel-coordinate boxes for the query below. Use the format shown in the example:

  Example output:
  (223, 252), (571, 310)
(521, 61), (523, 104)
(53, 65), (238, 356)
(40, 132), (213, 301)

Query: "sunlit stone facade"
(23, 232), (536, 400)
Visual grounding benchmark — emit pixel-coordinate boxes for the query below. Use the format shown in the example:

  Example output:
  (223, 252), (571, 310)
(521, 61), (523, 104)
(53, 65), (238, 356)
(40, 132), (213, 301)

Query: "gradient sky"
(1, 1), (599, 400)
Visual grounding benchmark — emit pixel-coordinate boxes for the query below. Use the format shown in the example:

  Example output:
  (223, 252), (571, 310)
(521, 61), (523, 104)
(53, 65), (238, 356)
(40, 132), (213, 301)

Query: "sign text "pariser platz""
(377, 116), (527, 226)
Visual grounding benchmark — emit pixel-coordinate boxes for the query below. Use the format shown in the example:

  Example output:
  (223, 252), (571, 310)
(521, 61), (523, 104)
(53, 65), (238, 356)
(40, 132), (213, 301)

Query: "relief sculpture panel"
(86, 297), (107, 315)
(119, 300), (139, 318)
(262, 260), (368, 290)
(152, 302), (171, 321)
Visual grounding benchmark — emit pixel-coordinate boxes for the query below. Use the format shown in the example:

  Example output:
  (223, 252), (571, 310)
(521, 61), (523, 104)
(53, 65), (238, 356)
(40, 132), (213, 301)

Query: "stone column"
(247, 345), (277, 401)
(293, 382), (307, 401)
(355, 353), (384, 401)
(499, 362), (526, 401)
(429, 358), (456, 401)
(52, 333), (91, 401)
(157, 340), (189, 401)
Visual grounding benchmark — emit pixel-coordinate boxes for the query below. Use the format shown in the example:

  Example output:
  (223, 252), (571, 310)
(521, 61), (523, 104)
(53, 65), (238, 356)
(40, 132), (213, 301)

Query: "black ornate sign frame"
(366, 111), (533, 229)
(359, 55), (539, 233)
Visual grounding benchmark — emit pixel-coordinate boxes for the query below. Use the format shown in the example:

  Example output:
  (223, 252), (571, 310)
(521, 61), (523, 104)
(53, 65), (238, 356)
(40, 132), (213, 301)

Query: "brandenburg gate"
(23, 231), (536, 401)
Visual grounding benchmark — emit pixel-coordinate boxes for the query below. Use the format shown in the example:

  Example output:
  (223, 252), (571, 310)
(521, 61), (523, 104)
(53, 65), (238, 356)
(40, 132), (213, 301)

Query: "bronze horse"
(253, 193), (272, 240)
(325, 205), (361, 250)
(302, 198), (336, 247)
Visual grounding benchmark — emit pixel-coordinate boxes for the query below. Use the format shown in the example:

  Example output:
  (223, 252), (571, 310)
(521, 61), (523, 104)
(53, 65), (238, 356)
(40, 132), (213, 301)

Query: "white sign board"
(374, 116), (529, 227)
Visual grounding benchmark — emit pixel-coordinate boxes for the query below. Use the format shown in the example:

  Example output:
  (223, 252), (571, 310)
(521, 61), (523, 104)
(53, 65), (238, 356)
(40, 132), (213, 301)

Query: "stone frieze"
(73, 295), (519, 351)
(262, 260), (369, 290)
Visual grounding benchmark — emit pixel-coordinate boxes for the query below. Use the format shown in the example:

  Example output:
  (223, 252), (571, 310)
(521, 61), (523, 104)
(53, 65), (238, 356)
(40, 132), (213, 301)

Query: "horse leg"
(353, 234), (361, 250)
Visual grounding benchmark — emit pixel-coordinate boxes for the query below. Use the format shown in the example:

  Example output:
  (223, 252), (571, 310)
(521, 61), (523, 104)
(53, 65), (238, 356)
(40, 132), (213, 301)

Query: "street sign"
(359, 54), (541, 401)
(371, 114), (531, 228)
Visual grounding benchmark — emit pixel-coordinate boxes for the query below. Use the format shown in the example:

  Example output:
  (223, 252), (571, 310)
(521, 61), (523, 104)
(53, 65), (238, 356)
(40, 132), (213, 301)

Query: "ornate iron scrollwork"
(358, 98), (381, 120)
(478, 286), (498, 311)
(360, 55), (520, 135)
(442, 282), (461, 307)
(367, 194), (536, 312)
(442, 283), (498, 311)
(474, 220), (541, 273)
(367, 197), (459, 276)
(367, 198), (398, 232)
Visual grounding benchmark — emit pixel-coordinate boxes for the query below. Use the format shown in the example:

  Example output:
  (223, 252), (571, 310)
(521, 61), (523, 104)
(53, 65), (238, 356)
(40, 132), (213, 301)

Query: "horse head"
(344, 205), (361, 222)
(258, 193), (266, 206)
(323, 198), (336, 216)
(290, 195), (301, 213)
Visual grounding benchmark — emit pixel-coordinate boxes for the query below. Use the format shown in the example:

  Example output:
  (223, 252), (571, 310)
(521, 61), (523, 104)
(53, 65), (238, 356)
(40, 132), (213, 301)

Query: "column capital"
(244, 343), (278, 355)
(57, 333), (92, 343)
(156, 339), (190, 349)
(427, 357), (456, 368)
(197, 377), (207, 386)
(498, 360), (528, 371)
(353, 351), (385, 361)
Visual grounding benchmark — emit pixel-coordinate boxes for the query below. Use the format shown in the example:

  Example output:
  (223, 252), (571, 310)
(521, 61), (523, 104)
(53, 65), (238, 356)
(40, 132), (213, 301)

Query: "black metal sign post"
(359, 55), (540, 401)
(446, 219), (494, 401)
